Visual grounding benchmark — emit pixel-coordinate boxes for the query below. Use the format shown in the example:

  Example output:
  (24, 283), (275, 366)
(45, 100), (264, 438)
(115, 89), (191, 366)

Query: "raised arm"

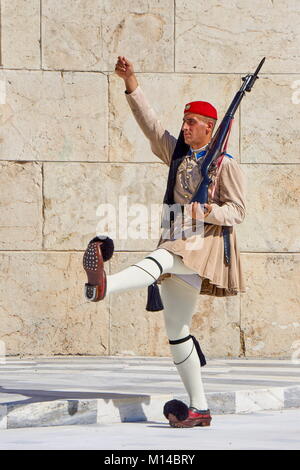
(115, 55), (138, 93)
(115, 56), (177, 166)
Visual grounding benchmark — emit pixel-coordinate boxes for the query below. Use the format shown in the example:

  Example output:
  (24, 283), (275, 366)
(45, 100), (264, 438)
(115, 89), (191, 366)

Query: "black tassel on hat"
(146, 280), (164, 312)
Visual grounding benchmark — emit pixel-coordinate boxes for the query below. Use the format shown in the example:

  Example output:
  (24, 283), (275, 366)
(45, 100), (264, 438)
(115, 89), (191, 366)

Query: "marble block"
(0, 162), (43, 250)
(0, 252), (109, 356)
(206, 392), (236, 414)
(235, 388), (284, 413)
(97, 394), (172, 424)
(43, 162), (167, 251)
(0, 70), (107, 161)
(0, 0), (40, 68)
(6, 400), (97, 428)
(241, 76), (300, 164)
(241, 253), (300, 358)
(237, 164), (300, 252)
(175, 0), (300, 73)
(284, 386), (300, 408)
(42, 0), (174, 72)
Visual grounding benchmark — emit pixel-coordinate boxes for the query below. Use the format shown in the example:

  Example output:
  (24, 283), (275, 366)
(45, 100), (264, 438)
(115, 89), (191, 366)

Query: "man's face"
(182, 113), (212, 149)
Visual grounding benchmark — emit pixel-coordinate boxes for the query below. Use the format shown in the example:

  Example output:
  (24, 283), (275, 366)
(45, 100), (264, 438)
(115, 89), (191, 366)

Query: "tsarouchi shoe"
(168, 407), (212, 428)
(83, 236), (114, 302)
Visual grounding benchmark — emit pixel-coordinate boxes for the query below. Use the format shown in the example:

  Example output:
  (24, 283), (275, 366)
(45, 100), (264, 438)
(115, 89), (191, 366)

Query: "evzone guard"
(83, 56), (264, 427)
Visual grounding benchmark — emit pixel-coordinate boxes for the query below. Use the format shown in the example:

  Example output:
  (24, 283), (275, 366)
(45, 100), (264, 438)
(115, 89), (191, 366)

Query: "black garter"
(131, 256), (163, 281)
(169, 335), (206, 367)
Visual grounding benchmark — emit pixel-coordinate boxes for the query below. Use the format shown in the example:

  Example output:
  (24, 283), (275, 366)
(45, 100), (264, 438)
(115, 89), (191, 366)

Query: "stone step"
(1, 357), (300, 429)
(1, 385), (300, 429)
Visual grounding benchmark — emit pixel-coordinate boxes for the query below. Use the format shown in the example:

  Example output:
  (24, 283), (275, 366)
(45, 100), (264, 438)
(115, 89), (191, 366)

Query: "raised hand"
(114, 56), (138, 94)
(115, 56), (135, 79)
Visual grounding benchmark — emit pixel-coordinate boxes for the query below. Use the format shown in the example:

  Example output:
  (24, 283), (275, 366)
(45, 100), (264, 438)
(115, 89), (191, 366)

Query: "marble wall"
(0, 0), (299, 358)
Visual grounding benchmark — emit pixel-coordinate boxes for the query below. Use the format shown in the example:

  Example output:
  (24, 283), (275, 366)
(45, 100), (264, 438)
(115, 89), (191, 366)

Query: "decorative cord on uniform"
(131, 264), (157, 282)
(131, 255), (163, 282)
(173, 342), (195, 366)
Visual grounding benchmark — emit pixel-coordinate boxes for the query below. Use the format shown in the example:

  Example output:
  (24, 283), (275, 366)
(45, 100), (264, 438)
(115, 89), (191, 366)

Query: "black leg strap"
(169, 336), (194, 366)
(169, 335), (192, 345)
(144, 256), (163, 275)
(169, 335), (206, 367)
(131, 256), (163, 283)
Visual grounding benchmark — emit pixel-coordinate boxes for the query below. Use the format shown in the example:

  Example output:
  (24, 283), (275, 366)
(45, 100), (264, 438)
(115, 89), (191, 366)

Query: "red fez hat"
(184, 101), (218, 120)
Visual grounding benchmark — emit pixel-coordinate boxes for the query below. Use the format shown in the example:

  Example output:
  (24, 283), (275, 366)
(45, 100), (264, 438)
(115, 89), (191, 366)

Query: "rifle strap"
(221, 118), (234, 153)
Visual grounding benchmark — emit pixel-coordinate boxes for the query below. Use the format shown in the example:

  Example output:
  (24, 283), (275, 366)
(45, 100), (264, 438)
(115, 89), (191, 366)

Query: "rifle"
(191, 57), (266, 206)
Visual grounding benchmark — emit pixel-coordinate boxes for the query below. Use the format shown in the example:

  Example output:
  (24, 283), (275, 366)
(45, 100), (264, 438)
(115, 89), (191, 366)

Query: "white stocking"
(160, 276), (208, 411)
(106, 247), (208, 411)
(106, 248), (195, 296)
